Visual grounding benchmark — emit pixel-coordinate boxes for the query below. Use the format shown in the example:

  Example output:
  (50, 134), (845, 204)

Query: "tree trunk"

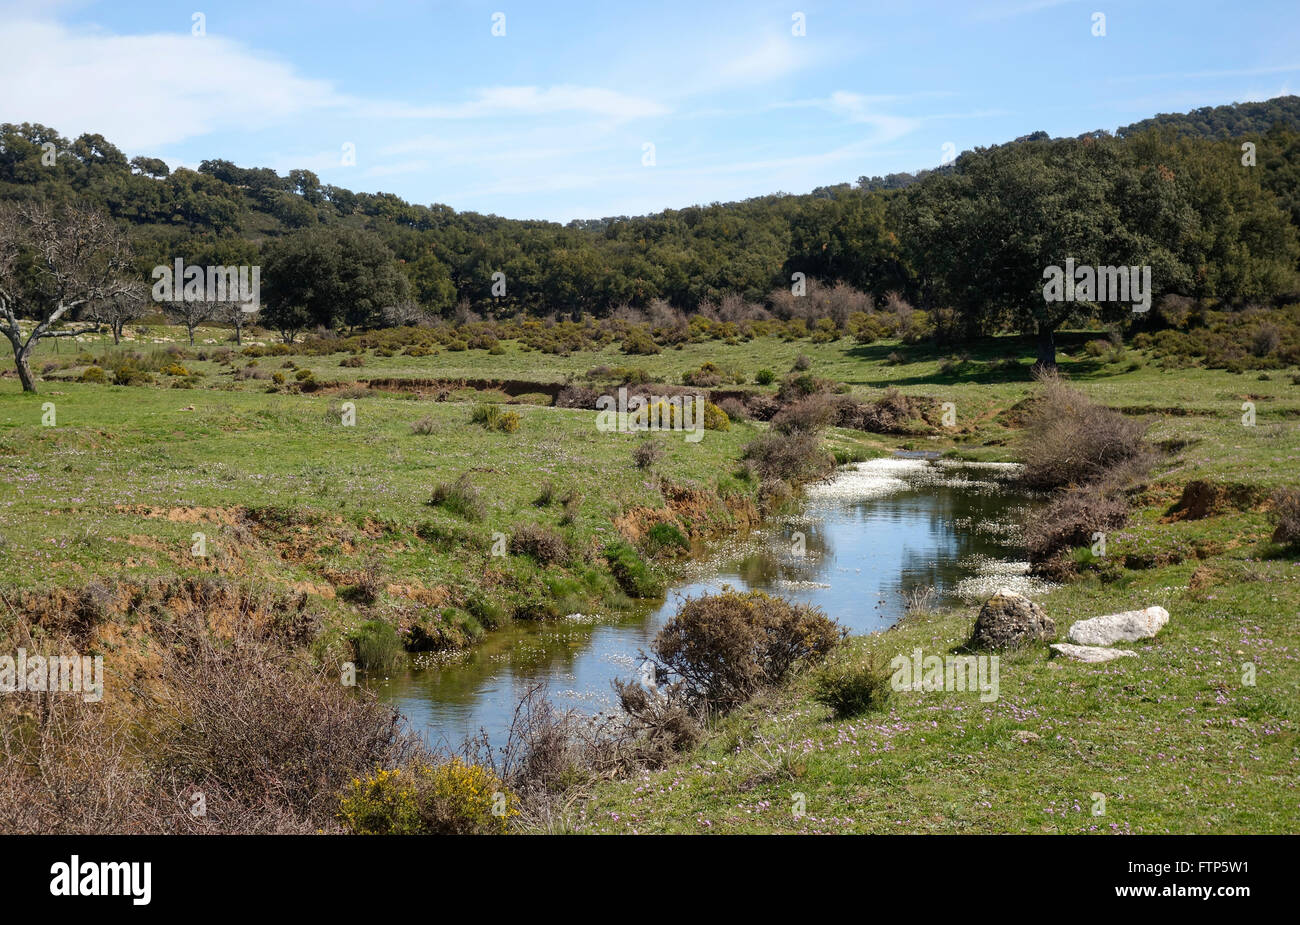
(111, 321), (122, 345)
(14, 345), (36, 392)
(1033, 326), (1057, 371)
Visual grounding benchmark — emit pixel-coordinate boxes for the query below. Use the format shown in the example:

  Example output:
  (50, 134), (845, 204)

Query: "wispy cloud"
(364, 85), (669, 122)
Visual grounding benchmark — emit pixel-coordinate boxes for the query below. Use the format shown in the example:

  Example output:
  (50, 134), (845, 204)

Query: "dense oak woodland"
(2, 97), (1299, 366)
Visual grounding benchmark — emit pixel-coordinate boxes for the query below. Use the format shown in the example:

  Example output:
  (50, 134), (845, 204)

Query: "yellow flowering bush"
(339, 759), (518, 834)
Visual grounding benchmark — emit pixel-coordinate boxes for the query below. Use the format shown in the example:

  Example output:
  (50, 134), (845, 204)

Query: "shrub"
(338, 759), (516, 835)
(79, 365), (107, 384)
(1269, 488), (1300, 547)
(410, 415), (437, 435)
(754, 368), (775, 386)
(428, 473), (486, 521)
(632, 439), (664, 470)
(812, 652), (893, 718)
(645, 522), (690, 556)
(650, 591), (842, 714)
(855, 388), (932, 434)
(702, 401), (730, 431)
(559, 491), (581, 526)
(350, 619), (403, 672)
(682, 361), (724, 387)
(2, 614), (424, 834)
(509, 523), (570, 566)
(604, 540), (661, 598)
(743, 431), (835, 485)
(717, 397), (748, 421)
(112, 363), (154, 386)
(471, 402), (521, 433)
(1251, 323), (1282, 358)
(555, 384), (599, 409)
(1025, 485), (1130, 574)
(772, 394), (839, 434)
(792, 354), (812, 371)
(1020, 372), (1150, 491)
(621, 330), (660, 355)
(340, 355), (365, 368)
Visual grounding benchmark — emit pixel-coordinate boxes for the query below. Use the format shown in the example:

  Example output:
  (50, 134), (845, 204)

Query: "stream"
(371, 457), (1045, 749)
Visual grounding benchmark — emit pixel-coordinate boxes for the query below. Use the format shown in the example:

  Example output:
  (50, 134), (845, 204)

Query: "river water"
(372, 457), (1045, 749)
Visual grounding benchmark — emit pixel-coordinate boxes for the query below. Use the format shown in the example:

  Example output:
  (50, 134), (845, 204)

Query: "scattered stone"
(969, 588), (1055, 650)
(1067, 606), (1169, 646)
(1050, 643), (1138, 663)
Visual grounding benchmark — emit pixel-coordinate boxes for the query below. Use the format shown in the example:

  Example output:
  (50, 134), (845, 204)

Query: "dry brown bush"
(509, 523), (570, 565)
(1269, 487), (1300, 547)
(1020, 371), (1150, 491)
(1025, 485), (1131, 573)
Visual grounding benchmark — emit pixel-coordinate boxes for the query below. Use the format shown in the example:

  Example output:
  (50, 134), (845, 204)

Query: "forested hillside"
(2, 96), (1299, 346)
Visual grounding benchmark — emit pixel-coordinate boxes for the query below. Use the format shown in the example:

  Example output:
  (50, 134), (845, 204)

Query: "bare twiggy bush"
(1020, 370), (1150, 491)
(1269, 487), (1300, 547)
(0, 612), (424, 834)
(1026, 485), (1130, 575)
(633, 438), (665, 469)
(135, 616), (422, 832)
(743, 431), (836, 484)
(509, 523), (570, 565)
(467, 685), (641, 830)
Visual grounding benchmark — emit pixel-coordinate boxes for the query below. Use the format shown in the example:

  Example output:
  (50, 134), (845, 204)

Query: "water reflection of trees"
(734, 518), (834, 585)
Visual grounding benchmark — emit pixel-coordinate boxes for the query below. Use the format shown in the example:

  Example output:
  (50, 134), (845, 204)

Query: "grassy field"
(2, 322), (1297, 834)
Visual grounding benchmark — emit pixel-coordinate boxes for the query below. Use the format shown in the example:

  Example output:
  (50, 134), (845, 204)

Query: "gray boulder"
(1067, 606), (1169, 647)
(970, 588), (1055, 650)
(1050, 643), (1138, 663)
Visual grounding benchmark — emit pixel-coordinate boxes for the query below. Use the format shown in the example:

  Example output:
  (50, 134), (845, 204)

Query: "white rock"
(1050, 643), (1138, 663)
(1067, 606), (1169, 647)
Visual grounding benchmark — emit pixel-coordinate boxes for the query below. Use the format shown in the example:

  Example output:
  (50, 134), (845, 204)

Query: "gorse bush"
(650, 590), (843, 714)
(471, 402), (521, 433)
(1020, 371), (1150, 491)
(644, 522), (690, 556)
(338, 758), (517, 835)
(702, 401), (730, 431)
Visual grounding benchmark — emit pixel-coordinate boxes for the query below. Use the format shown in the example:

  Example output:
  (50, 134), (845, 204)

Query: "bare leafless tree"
(213, 300), (258, 345)
(164, 298), (216, 347)
(0, 201), (137, 392)
(87, 282), (148, 345)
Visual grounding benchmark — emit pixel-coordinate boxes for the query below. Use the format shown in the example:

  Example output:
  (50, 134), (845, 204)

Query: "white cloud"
(0, 19), (341, 149)
(0, 18), (669, 154)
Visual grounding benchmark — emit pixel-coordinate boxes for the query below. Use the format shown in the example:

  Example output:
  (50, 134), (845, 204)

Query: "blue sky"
(2, 0), (1298, 221)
